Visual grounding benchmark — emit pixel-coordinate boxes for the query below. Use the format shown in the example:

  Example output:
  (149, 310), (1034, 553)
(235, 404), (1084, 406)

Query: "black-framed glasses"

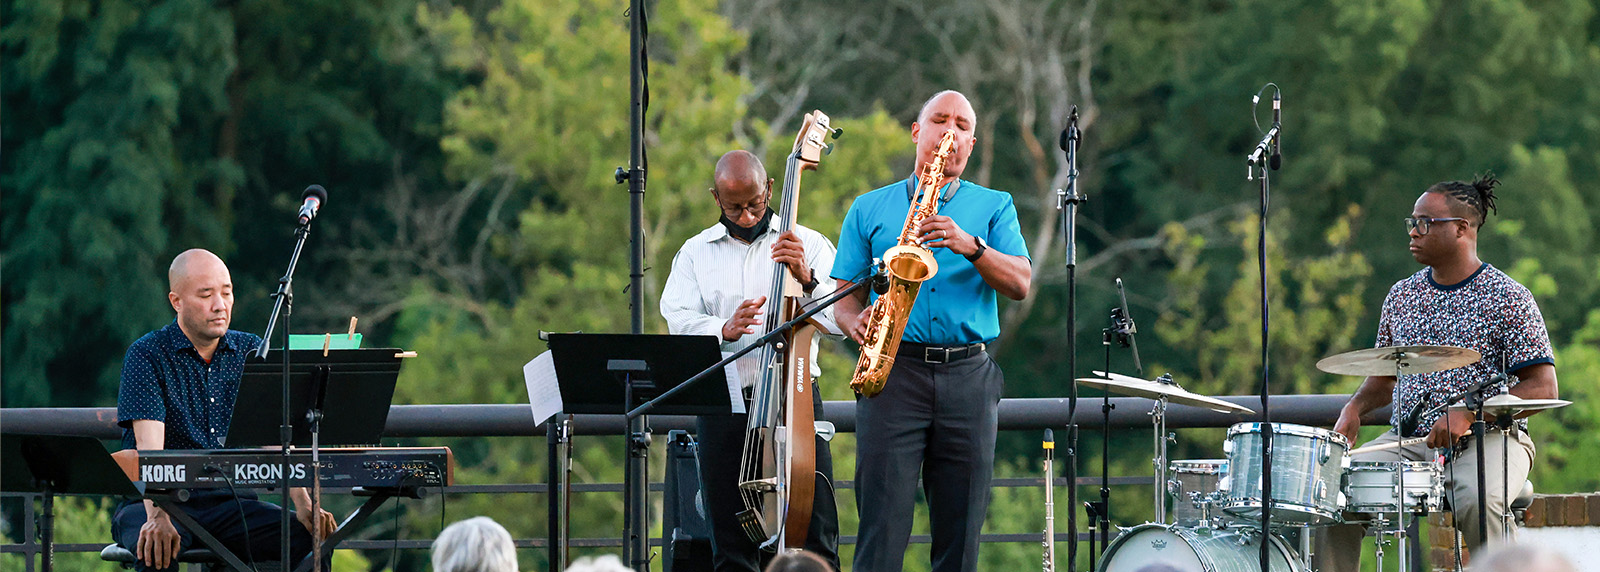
(712, 188), (771, 217)
(1404, 216), (1466, 235)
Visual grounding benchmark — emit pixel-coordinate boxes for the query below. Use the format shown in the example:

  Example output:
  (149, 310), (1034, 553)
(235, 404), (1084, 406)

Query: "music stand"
(544, 333), (733, 415)
(544, 333), (732, 572)
(1, 434), (145, 572)
(229, 348), (403, 447)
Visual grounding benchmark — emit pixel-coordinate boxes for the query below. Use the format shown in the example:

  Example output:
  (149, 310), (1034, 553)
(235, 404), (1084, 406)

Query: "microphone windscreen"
(303, 184), (328, 203)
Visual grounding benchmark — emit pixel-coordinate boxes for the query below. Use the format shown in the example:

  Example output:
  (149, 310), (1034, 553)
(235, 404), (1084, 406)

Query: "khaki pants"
(1311, 428), (1535, 572)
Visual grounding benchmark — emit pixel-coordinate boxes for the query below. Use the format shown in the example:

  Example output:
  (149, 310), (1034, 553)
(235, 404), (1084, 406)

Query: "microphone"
(1269, 91), (1282, 171)
(871, 258), (890, 295)
(298, 185), (328, 225)
(1398, 396), (1430, 437)
(1114, 277), (1143, 375)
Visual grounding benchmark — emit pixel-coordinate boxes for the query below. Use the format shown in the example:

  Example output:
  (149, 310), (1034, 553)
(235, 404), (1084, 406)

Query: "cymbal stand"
(1090, 303), (1135, 564)
(1146, 379), (1173, 524)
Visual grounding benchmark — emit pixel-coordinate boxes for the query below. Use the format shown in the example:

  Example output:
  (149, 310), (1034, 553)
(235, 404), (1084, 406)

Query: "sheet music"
(523, 351), (563, 425)
(723, 352), (745, 415)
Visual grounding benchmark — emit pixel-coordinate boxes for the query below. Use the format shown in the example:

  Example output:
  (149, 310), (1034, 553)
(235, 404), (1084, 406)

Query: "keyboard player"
(111, 249), (337, 571)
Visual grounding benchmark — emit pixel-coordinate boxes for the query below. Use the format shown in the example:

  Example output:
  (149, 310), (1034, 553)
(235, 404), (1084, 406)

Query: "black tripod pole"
(602, 0), (650, 567)
(258, 221), (311, 569)
(1472, 403), (1490, 547)
(1057, 106), (1085, 572)
(616, 0), (650, 566)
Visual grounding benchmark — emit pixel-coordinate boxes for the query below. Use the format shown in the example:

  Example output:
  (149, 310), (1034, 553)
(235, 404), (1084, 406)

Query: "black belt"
(898, 341), (987, 364)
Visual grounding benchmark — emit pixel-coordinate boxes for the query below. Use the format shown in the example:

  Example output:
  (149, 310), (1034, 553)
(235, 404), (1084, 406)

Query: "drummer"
(1318, 174), (1559, 570)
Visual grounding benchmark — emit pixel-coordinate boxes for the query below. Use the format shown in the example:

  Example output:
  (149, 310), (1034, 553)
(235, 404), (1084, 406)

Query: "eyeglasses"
(1403, 216), (1466, 235)
(713, 189), (771, 217)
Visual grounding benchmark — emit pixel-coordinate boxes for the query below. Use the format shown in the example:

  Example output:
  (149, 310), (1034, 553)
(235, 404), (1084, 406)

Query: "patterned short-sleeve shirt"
(117, 322), (262, 450)
(1378, 263), (1554, 436)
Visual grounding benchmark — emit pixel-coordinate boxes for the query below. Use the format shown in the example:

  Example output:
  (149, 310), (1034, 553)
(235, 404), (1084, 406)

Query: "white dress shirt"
(660, 216), (838, 389)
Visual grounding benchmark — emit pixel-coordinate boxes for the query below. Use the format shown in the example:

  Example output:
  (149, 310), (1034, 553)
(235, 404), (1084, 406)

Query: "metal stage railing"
(1, 395), (1385, 569)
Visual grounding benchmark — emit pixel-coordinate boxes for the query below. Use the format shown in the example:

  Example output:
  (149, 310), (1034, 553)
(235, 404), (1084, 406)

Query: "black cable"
(390, 496), (400, 572)
(1444, 409), (1463, 571)
(208, 465), (261, 572)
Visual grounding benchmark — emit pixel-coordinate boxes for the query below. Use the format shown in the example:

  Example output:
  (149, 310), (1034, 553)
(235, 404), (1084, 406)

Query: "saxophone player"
(832, 90), (1032, 572)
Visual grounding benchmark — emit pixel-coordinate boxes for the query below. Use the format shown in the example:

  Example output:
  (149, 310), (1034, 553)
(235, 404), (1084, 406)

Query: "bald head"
(714, 150), (766, 190)
(169, 249), (227, 293)
(916, 90), (976, 126)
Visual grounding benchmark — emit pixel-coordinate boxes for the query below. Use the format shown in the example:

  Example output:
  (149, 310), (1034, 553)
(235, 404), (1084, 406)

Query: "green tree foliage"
(2, 0), (239, 407)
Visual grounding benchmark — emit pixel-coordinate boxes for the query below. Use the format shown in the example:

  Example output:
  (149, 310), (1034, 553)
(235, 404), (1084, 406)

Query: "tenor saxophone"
(849, 130), (957, 397)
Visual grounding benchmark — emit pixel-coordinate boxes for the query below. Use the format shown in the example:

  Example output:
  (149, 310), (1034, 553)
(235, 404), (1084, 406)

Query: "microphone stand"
(627, 274), (875, 420)
(257, 220), (312, 569)
(1056, 107), (1085, 572)
(1419, 373), (1509, 549)
(1246, 86), (1280, 572)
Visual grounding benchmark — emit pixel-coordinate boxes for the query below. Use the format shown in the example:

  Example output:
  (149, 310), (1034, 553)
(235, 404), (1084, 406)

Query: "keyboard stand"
(147, 482), (431, 572)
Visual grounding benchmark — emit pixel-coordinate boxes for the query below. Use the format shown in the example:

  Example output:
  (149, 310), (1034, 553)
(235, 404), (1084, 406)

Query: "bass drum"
(1097, 524), (1305, 572)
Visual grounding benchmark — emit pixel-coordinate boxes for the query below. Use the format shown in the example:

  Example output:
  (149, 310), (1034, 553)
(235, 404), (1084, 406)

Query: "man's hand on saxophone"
(917, 215), (977, 255)
(833, 280), (872, 344)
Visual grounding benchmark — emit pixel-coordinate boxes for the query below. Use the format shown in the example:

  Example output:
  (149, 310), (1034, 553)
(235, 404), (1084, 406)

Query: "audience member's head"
(764, 549), (834, 572)
(563, 554), (633, 572)
(1469, 542), (1576, 572)
(1131, 565), (1184, 572)
(431, 517), (518, 572)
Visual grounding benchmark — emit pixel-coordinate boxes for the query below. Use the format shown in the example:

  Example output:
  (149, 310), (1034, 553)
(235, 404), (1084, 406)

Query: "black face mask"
(720, 207), (774, 244)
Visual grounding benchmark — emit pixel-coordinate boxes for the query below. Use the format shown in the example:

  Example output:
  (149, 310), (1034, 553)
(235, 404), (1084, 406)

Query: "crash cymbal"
(1077, 371), (1255, 415)
(1449, 393), (1571, 416)
(1315, 345), (1482, 377)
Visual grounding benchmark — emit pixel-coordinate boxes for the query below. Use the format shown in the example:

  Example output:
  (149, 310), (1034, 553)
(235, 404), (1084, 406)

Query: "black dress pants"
(112, 490), (320, 572)
(852, 352), (1004, 572)
(696, 382), (840, 572)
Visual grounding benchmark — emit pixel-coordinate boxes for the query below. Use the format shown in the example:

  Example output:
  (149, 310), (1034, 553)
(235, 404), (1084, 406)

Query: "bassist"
(660, 150), (841, 571)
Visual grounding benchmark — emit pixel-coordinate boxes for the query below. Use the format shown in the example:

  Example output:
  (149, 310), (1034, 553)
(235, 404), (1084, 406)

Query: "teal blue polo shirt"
(831, 177), (1030, 345)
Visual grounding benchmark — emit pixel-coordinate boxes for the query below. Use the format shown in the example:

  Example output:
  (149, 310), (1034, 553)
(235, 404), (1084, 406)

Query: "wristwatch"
(802, 272), (820, 293)
(965, 236), (988, 262)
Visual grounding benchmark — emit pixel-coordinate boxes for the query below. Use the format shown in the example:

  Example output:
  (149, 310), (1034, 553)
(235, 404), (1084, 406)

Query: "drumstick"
(1349, 431), (1471, 455)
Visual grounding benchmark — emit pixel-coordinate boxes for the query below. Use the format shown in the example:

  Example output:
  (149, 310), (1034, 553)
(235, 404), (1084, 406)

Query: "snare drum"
(1222, 422), (1350, 526)
(1344, 460), (1444, 514)
(1168, 459), (1227, 526)
(1097, 523), (1305, 572)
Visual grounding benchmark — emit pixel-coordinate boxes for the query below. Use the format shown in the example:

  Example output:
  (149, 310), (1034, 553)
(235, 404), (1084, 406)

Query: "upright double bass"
(736, 111), (838, 551)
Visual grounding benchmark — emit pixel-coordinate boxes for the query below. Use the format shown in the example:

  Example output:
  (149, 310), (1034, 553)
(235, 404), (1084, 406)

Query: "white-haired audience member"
(432, 517), (518, 572)
(1468, 542), (1576, 572)
(563, 554), (633, 572)
(765, 549), (835, 572)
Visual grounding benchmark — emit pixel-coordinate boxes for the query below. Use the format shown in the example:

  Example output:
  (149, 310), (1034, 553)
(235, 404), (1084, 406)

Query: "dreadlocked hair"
(1425, 171), (1500, 227)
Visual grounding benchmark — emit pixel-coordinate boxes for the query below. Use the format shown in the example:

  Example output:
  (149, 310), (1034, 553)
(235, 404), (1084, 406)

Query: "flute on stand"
(1043, 429), (1056, 572)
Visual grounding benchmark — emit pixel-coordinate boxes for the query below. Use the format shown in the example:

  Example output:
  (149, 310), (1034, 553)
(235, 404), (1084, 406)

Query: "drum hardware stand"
(1093, 286), (1138, 564)
(1146, 377), (1175, 524)
(1415, 370), (1508, 567)
(1056, 106), (1085, 572)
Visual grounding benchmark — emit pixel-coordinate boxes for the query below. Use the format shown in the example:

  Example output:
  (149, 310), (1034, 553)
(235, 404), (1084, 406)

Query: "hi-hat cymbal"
(1315, 345), (1482, 377)
(1076, 371), (1255, 415)
(1449, 393), (1571, 416)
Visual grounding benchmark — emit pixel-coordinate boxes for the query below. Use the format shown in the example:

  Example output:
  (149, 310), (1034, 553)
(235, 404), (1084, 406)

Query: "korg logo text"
(141, 464), (187, 483)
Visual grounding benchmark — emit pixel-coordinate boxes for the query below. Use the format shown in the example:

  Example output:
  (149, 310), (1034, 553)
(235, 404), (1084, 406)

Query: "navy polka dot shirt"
(117, 322), (263, 450)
